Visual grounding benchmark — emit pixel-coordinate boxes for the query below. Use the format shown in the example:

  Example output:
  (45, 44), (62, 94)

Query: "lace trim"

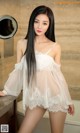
(24, 89), (69, 112)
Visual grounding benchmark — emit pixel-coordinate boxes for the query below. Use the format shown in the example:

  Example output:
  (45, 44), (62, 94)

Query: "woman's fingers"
(68, 104), (75, 115)
(0, 91), (6, 96)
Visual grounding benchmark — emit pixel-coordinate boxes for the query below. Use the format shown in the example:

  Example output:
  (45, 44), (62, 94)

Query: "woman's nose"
(38, 23), (42, 29)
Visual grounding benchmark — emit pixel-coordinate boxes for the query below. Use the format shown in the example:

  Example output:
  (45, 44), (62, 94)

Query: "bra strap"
(45, 43), (56, 54)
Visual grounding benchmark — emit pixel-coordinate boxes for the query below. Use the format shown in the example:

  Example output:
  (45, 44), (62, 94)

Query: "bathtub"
(17, 100), (80, 133)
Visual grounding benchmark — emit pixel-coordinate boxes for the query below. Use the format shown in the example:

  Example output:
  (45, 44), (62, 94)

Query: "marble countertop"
(0, 95), (16, 117)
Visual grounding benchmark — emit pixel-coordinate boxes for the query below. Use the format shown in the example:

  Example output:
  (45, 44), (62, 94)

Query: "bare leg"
(49, 111), (67, 133)
(18, 106), (46, 133)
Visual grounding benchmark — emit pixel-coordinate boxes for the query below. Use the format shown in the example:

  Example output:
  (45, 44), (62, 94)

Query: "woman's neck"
(35, 35), (48, 44)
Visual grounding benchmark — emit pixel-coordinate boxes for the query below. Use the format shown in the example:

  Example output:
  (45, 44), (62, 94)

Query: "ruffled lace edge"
(23, 90), (71, 113)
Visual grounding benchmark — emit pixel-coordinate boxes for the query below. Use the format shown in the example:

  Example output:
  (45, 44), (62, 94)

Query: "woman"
(0, 5), (74, 133)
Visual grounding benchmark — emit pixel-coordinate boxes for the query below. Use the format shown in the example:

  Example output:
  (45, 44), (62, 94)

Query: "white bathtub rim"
(65, 120), (80, 126)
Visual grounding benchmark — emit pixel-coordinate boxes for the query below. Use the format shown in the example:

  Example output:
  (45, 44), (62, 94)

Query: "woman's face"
(34, 14), (49, 36)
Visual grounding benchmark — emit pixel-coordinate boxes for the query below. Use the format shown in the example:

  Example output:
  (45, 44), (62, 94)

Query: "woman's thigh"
(49, 111), (67, 133)
(18, 106), (46, 133)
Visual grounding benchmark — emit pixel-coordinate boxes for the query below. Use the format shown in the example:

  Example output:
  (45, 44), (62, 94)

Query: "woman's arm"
(17, 39), (24, 63)
(0, 39), (24, 97)
(54, 43), (74, 115)
(54, 43), (61, 65)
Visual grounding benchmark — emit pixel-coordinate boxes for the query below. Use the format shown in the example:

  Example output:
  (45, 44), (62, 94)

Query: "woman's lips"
(37, 30), (42, 32)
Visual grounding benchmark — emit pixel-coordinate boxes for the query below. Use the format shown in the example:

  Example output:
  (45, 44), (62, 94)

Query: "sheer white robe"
(3, 49), (72, 112)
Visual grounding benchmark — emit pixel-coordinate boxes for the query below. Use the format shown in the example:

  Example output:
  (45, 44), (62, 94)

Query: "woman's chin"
(36, 32), (44, 36)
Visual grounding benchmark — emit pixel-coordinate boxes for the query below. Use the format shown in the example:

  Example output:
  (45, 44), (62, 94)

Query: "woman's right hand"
(68, 104), (75, 115)
(0, 91), (6, 96)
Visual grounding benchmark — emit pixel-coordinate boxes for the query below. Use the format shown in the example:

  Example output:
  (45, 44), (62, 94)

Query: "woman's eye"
(43, 23), (47, 25)
(34, 21), (38, 23)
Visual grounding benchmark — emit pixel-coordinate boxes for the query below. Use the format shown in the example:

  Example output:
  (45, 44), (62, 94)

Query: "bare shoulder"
(49, 40), (61, 52)
(51, 42), (61, 64)
(16, 39), (27, 62)
(17, 39), (27, 48)
(17, 39), (27, 54)
(55, 42), (61, 52)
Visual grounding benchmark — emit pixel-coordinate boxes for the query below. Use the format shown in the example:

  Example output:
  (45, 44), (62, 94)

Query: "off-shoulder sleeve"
(3, 61), (23, 97)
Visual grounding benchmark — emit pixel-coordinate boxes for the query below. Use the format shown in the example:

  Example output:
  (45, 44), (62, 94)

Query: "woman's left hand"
(68, 104), (75, 115)
(0, 91), (6, 96)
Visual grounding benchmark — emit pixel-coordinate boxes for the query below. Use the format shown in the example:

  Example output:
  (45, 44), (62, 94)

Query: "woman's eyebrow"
(35, 19), (48, 22)
(35, 19), (39, 21)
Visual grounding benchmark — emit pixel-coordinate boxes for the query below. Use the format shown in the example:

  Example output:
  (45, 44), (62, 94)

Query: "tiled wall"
(0, 0), (80, 99)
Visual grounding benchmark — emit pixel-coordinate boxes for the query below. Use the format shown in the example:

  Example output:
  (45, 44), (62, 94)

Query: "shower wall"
(0, 0), (80, 99)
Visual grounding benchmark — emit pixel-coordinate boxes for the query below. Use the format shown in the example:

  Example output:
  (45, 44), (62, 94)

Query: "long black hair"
(24, 5), (56, 85)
